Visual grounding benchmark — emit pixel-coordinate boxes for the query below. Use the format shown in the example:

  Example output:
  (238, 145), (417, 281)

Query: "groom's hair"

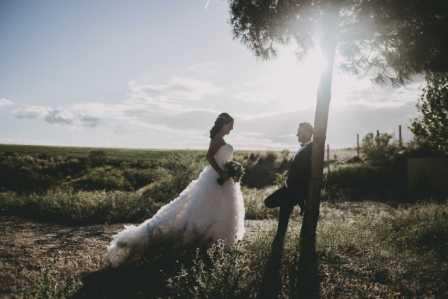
(299, 122), (314, 135)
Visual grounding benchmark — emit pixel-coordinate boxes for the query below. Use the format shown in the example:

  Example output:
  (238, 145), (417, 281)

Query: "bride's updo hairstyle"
(210, 113), (234, 139)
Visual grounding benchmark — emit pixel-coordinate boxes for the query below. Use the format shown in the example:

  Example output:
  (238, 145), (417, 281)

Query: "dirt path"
(0, 202), (418, 298)
(0, 216), (277, 298)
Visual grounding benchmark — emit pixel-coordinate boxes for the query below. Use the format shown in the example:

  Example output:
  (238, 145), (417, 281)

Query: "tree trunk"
(296, 32), (337, 298)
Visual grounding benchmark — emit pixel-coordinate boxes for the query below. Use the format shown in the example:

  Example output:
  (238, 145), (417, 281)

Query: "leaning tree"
(228, 0), (448, 297)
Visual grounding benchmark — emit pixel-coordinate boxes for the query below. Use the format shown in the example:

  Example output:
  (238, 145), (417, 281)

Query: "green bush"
(361, 132), (400, 165)
(122, 167), (166, 190)
(410, 73), (448, 155)
(0, 190), (145, 224)
(139, 160), (203, 209)
(324, 162), (406, 200)
(70, 167), (133, 191)
(241, 151), (290, 188)
(0, 154), (59, 193)
(87, 150), (107, 166)
(0, 152), (91, 193)
(242, 187), (278, 219)
(380, 201), (448, 259)
(168, 242), (262, 298)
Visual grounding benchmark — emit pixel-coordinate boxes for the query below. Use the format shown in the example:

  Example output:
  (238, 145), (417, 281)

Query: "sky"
(0, 0), (424, 150)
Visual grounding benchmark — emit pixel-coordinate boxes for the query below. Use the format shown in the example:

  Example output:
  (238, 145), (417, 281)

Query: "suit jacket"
(264, 142), (312, 209)
(286, 141), (312, 196)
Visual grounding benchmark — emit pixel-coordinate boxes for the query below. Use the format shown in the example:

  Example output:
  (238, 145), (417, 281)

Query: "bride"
(105, 113), (245, 268)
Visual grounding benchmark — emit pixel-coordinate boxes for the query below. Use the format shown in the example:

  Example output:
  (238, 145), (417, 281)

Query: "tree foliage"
(229, 1), (448, 297)
(410, 73), (448, 155)
(229, 0), (448, 83)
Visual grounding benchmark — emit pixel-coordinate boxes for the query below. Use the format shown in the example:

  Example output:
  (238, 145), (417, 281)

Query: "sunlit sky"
(0, 0), (423, 150)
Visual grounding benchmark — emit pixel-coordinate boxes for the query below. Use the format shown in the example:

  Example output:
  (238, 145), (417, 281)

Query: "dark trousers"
(264, 185), (305, 248)
(258, 186), (305, 298)
(264, 185), (305, 214)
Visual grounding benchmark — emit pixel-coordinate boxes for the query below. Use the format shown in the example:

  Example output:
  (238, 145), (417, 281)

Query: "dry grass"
(1, 200), (447, 298)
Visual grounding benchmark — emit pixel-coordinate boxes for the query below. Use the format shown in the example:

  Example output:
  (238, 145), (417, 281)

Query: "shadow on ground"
(71, 241), (210, 299)
(72, 263), (171, 298)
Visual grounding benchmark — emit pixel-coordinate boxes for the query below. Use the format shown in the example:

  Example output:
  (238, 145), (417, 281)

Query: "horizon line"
(0, 142), (355, 152)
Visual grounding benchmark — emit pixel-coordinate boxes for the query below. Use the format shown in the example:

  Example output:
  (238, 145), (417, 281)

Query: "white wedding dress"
(105, 143), (245, 268)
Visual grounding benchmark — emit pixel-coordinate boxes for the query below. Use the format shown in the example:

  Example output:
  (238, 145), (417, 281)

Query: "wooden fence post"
(356, 133), (360, 157)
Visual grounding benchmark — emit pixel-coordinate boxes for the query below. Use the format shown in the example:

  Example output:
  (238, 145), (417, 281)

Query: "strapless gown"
(105, 144), (245, 267)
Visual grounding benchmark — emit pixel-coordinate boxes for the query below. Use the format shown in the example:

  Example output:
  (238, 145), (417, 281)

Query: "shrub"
(168, 230), (288, 299)
(138, 159), (204, 209)
(242, 187), (278, 219)
(87, 150), (107, 166)
(0, 154), (57, 193)
(380, 201), (448, 259)
(0, 152), (91, 193)
(361, 132), (400, 165)
(324, 163), (406, 200)
(70, 167), (133, 191)
(122, 168), (159, 190)
(0, 190), (145, 224)
(410, 73), (448, 155)
(242, 151), (290, 188)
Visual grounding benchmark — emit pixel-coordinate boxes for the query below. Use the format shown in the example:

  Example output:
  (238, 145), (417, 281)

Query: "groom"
(264, 122), (313, 232)
(258, 122), (313, 298)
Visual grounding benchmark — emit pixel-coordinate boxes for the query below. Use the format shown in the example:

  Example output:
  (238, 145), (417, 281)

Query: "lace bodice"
(214, 144), (233, 169)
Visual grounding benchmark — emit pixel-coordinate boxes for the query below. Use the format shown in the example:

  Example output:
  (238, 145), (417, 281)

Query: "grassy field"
(0, 143), (205, 161)
(1, 200), (447, 298)
(0, 143), (356, 161)
(1, 143), (446, 298)
(0, 187), (282, 224)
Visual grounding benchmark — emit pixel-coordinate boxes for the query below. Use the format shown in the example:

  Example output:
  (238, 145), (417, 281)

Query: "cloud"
(44, 109), (75, 125)
(332, 73), (424, 108)
(12, 105), (101, 128)
(71, 102), (130, 120)
(0, 98), (14, 108)
(5, 63), (423, 149)
(9, 75), (222, 132)
(13, 105), (49, 119)
(185, 61), (219, 76)
(128, 76), (222, 111)
(223, 100), (418, 149)
(233, 91), (274, 104)
(79, 115), (101, 127)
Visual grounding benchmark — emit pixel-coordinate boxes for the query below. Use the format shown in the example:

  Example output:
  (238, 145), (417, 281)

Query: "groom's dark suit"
(259, 140), (313, 299)
(264, 141), (312, 214)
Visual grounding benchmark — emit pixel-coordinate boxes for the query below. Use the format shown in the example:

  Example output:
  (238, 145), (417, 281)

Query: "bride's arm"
(206, 138), (226, 177)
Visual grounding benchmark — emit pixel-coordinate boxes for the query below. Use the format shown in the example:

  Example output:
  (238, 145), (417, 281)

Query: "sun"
(244, 46), (357, 114)
(263, 48), (325, 111)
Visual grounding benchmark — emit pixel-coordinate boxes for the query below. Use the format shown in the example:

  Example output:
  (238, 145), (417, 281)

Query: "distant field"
(328, 147), (357, 161)
(0, 143), (357, 162)
(0, 143), (204, 161)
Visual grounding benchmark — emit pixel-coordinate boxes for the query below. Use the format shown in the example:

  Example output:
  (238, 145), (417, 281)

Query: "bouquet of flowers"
(217, 161), (245, 185)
